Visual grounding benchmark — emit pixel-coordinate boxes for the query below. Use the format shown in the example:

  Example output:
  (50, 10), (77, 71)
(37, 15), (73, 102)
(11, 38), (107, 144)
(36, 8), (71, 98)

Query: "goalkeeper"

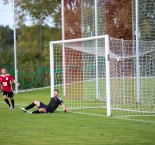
(20, 89), (67, 114)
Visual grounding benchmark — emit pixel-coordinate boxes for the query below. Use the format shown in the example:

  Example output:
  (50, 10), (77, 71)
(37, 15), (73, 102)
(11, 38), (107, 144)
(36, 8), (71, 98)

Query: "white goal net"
(50, 35), (155, 117)
(109, 38), (155, 116)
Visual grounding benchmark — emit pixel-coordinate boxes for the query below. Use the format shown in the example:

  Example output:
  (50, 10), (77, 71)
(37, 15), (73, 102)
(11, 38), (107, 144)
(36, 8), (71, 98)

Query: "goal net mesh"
(53, 38), (106, 110)
(109, 38), (155, 116)
(52, 37), (155, 116)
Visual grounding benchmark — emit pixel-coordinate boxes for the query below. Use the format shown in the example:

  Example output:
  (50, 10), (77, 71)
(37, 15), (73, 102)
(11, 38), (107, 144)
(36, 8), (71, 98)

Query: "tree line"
(0, 24), (61, 89)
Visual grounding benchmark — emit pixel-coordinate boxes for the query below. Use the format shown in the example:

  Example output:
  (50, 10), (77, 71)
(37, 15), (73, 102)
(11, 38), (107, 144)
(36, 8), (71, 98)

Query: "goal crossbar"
(50, 35), (109, 45)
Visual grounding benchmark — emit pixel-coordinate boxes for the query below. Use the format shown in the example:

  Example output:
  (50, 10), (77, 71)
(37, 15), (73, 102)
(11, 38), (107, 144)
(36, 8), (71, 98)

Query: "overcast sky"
(0, 0), (33, 28)
(0, 0), (13, 28)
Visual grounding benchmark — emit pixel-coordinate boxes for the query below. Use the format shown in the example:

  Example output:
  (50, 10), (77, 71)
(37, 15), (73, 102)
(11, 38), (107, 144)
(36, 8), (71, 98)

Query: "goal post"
(50, 35), (111, 116)
(105, 35), (111, 117)
(50, 35), (155, 117)
(50, 42), (55, 97)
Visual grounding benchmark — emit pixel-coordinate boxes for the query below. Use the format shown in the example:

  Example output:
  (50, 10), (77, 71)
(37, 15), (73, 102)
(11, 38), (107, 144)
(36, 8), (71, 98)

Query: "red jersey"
(0, 74), (15, 92)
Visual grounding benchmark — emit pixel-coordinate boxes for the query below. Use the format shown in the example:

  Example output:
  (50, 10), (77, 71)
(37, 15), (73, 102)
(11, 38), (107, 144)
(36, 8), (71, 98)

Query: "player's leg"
(20, 101), (47, 114)
(8, 92), (14, 108)
(20, 101), (40, 113)
(2, 91), (11, 108)
(32, 102), (47, 114)
(24, 100), (40, 110)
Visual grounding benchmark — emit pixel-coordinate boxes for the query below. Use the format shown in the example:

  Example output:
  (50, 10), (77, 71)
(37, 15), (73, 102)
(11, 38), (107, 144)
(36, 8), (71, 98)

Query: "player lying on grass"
(20, 89), (67, 114)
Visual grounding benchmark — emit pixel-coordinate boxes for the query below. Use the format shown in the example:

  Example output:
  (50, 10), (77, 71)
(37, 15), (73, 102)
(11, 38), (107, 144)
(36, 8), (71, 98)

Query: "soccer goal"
(50, 35), (155, 117)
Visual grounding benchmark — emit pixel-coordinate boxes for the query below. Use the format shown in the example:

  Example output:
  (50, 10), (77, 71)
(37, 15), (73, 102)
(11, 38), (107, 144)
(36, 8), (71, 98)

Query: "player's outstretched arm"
(62, 103), (68, 113)
(13, 80), (20, 86)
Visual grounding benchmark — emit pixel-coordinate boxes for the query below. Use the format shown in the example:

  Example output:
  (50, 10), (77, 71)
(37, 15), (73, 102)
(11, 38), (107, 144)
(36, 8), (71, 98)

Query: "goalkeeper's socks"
(25, 103), (35, 110)
(4, 99), (11, 107)
(32, 110), (40, 114)
(11, 99), (15, 108)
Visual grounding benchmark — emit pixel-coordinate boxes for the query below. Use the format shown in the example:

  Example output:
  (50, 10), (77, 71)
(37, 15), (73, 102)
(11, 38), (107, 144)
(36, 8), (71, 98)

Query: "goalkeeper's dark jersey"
(47, 97), (63, 113)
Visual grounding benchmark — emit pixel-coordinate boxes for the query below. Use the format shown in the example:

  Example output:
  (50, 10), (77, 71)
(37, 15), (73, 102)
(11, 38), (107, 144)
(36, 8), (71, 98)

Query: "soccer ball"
(116, 56), (122, 62)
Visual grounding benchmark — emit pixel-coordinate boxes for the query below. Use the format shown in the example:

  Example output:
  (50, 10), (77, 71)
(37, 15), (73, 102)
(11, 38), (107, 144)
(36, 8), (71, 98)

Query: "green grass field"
(0, 88), (155, 145)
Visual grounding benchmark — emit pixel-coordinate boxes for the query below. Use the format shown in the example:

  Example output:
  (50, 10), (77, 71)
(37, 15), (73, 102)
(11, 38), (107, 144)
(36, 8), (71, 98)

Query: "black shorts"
(39, 102), (50, 113)
(2, 91), (14, 98)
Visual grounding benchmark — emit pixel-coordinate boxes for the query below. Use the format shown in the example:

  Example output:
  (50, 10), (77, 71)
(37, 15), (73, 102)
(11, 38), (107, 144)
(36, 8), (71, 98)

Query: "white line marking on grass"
(0, 101), (27, 106)
(0, 101), (27, 112)
(112, 116), (155, 124)
(71, 111), (155, 124)
(71, 111), (106, 117)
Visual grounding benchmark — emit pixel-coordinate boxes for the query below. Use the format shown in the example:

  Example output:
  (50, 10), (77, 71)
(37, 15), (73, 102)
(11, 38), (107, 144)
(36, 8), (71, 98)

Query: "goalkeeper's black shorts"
(39, 102), (50, 113)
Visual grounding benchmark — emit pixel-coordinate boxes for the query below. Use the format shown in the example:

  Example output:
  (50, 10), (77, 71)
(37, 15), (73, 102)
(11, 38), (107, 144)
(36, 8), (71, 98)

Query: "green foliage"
(0, 25), (13, 50)
(0, 23), (61, 90)
(16, 25), (61, 89)
(17, 25), (61, 64)
(18, 68), (50, 89)
(16, 0), (61, 27)
(3, 0), (61, 26)
(0, 25), (14, 68)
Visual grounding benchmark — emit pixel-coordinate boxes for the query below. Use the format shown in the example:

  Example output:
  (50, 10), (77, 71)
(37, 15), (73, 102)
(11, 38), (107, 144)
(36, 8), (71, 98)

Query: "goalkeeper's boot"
(26, 110), (32, 114)
(20, 107), (27, 113)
